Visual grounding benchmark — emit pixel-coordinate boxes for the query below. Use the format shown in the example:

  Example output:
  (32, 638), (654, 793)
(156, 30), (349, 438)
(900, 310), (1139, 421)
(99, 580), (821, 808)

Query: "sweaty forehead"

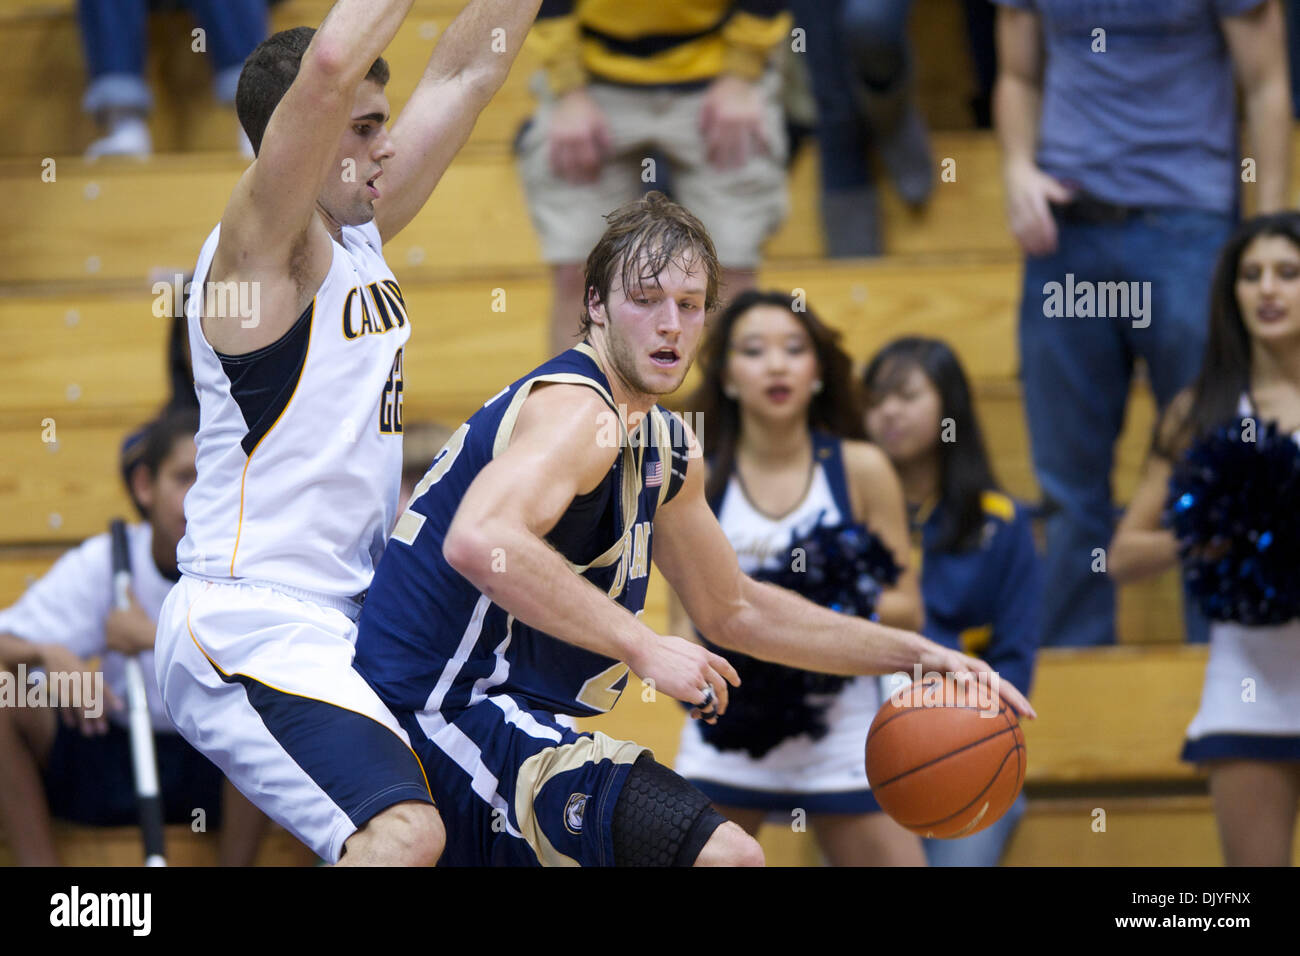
(618, 249), (706, 297)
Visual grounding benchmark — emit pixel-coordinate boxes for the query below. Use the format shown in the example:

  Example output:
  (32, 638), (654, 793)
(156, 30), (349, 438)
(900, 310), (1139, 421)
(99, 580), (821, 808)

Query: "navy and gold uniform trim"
(216, 300), (314, 456)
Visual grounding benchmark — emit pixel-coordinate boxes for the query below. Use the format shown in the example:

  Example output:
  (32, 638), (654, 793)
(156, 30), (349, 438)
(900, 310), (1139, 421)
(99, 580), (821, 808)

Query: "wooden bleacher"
(3, 0), (1290, 866)
(581, 631), (1290, 867)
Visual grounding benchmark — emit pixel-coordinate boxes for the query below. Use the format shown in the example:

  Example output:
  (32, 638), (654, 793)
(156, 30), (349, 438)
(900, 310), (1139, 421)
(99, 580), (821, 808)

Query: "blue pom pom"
(1164, 420), (1300, 625)
(697, 518), (901, 758)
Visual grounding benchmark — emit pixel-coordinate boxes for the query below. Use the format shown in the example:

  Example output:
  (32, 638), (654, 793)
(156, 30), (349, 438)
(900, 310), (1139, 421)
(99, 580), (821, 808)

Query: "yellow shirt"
(528, 0), (792, 94)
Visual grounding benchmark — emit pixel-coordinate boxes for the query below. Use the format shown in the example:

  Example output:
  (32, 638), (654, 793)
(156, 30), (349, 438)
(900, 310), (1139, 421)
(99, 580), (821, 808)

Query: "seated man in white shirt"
(0, 408), (269, 866)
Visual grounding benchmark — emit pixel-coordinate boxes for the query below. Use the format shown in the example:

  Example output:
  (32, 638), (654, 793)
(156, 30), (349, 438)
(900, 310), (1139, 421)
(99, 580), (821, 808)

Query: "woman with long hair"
(862, 336), (1042, 866)
(671, 289), (926, 866)
(1110, 212), (1300, 866)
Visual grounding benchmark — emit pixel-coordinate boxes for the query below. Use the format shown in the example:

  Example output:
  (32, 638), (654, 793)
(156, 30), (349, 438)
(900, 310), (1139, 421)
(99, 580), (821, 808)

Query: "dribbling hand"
(917, 643), (1038, 720)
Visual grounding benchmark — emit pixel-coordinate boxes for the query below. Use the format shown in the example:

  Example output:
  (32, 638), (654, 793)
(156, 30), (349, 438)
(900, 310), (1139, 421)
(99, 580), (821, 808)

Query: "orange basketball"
(866, 676), (1026, 839)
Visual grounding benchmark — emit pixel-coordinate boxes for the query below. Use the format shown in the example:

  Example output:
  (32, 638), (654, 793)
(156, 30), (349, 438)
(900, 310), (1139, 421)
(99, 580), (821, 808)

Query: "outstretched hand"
(916, 642), (1038, 720)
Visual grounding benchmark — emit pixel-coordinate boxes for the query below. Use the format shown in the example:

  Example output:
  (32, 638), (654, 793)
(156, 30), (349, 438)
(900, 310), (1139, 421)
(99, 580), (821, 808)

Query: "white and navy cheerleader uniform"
(1180, 395), (1300, 763)
(673, 432), (886, 814)
(153, 220), (434, 864)
(353, 343), (725, 867)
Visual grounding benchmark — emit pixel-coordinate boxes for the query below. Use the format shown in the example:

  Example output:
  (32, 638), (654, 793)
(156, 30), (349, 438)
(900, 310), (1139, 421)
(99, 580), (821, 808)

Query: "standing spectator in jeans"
(519, 0), (792, 355)
(994, 0), (1290, 646)
(790, 0), (933, 257)
(79, 0), (269, 158)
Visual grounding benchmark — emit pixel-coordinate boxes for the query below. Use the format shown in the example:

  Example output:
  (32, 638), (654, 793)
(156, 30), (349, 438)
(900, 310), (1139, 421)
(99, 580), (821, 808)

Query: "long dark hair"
(862, 337), (999, 552)
(688, 289), (864, 505)
(1156, 211), (1300, 458)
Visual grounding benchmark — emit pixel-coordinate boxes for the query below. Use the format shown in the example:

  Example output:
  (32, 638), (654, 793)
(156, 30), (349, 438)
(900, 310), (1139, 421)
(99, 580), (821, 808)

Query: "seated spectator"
(79, 0), (269, 158)
(789, 0), (934, 257)
(0, 408), (269, 865)
(862, 336), (1042, 866)
(518, 0), (793, 354)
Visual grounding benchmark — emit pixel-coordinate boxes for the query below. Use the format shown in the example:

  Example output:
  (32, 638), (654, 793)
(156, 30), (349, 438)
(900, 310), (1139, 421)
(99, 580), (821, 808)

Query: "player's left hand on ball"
(919, 644), (1037, 720)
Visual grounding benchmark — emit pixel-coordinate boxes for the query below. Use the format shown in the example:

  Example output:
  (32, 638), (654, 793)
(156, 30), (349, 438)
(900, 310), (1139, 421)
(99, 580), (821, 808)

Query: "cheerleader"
(1111, 212), (1300, 866)
(670, 290), (926, 866)
(862, 336), (1042, 866)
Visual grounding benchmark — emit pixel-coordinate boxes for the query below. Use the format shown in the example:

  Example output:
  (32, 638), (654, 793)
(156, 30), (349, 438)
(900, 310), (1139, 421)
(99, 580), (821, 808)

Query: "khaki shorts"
(517, 72), (790, 269)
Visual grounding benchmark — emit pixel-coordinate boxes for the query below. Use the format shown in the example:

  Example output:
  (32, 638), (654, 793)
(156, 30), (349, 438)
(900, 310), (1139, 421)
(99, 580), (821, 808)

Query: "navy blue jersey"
(354, 343), (689, 718)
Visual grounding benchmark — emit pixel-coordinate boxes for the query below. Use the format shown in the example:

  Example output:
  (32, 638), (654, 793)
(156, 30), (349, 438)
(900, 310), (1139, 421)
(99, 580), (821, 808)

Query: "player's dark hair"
(688, 289), (865, 507)
(862, 337), (999, 553)
(578, 191), (721, 340)
(122, 408), (200, 519)
(236, 26), (390, 156)
(1153, 211), (1300, 459)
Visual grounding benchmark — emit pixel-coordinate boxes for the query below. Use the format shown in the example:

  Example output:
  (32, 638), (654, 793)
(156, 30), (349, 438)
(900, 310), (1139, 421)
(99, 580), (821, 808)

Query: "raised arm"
(224, 0), (415, 259)
(440, 385), (739, 716)
(373, 0), (545, 242)
(1222, 0), (1291, 214)
(653, 422), (1036, 717)
(843, 440), (924, 631)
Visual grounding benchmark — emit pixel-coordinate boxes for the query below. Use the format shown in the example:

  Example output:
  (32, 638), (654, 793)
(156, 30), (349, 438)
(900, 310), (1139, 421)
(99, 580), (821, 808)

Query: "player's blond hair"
(579, 192), (721, 337)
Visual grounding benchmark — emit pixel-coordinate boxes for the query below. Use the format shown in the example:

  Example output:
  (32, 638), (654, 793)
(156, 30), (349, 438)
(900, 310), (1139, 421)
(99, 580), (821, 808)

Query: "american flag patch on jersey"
(646, 460), (663, 487)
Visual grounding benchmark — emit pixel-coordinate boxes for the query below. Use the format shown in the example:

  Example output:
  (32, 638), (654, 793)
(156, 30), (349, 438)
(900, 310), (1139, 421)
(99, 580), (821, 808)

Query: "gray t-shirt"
(995, 0), (1265, 212)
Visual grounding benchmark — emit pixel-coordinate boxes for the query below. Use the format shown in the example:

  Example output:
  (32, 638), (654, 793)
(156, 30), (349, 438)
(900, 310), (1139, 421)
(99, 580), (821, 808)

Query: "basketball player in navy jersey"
(154, 0), (543, 866)
(352, 193), (1036, 866)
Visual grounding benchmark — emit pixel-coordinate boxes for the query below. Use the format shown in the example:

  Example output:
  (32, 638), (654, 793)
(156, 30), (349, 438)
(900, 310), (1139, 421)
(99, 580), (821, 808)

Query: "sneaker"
(86, 112), (151, 160)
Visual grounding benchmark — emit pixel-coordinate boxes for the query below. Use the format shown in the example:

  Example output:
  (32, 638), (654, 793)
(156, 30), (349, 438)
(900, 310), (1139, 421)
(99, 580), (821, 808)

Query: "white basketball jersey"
(178, 220), (411, 599)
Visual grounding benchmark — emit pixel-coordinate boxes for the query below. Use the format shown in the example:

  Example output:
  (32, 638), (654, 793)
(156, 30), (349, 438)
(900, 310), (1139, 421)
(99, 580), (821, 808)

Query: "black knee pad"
(611, 754), (727, 867)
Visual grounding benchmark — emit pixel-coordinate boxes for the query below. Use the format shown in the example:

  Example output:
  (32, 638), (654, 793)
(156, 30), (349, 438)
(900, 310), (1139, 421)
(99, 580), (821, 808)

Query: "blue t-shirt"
(995, 0), (1264, 212)
(912, 491), (1042, 698)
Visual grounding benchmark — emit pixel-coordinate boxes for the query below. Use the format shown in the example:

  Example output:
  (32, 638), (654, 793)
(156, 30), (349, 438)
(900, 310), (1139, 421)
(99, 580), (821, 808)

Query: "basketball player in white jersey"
(154, 0), (543, 865)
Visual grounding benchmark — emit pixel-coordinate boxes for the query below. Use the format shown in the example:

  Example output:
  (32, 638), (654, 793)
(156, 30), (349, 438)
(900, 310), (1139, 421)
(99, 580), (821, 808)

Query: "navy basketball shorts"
(398, 694), (725, 866)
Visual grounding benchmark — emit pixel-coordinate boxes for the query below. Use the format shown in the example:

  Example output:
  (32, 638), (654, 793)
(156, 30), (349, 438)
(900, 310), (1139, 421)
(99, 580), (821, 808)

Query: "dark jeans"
(1019, 207), (1233, 646)
(791, 0), (913, 191)
(79, 0), (268, 112)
